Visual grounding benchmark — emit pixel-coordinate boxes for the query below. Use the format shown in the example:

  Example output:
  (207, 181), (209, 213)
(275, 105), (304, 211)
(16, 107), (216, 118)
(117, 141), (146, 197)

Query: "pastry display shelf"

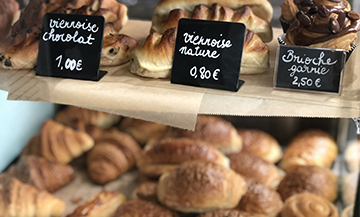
(0, 20), (360, 130)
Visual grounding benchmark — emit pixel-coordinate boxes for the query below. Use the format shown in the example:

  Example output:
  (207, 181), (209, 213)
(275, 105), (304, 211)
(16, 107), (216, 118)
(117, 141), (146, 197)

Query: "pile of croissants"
(0, 106), (358, 217)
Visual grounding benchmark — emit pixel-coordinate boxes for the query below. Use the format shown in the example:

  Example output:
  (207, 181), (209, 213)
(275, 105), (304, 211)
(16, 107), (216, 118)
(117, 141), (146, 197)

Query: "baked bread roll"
(236, 180), (283, 217)
(198, 210), (253, 217)
(227, 151), (284, 189)
(113, 199), (179, 217)
(67, 191), (127, 217)
(342, 170), (359, 206)
(22, 119), (94, 164)
(281, 0), (351, 23)
(157, 161), (247, 213)
(129, 27), (269, 78)
(0, 0), (19, 41)
(8, 155), (75, 192)
(137, 138), (230, 179)
(55, 106), (120, 129)
(344, 140), (360, 172)
(277, 165), (338, 202)
(119, 117), (168, 146)
(0, 177), (65, 217)
(152, 0), (273, 25)
(341, 204), (354, 217)
(166, 115), (242, 154)
(237, 129), (282, 163)
(131, 181), (158, 203)
(281, 193), (338, 217)
(280, 129), (338, 172)
(152, 4), (272, 42)
(284, 5), (360, 51)
(87, 130), (141, 184)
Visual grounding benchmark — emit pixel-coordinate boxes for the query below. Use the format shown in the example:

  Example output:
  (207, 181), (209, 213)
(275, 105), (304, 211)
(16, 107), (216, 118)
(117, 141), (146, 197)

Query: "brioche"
(8, 155), (75, 192)
(67, 191), (126, 217)
(157, 161), (247, 213)
(228, 151), (284, 189)
(280, 129), (338, 172)
(0, 177), (65, 217)
(22, 119), (94, 164)
(237, 129), (282, 163)
(137, 138), (230, 179)
(166, 115), (242, 154)
(198, 210), (253, 217)
(152, 0), (273, 26)
(0, 0), (18, 41)
(281, 193), (338, 217)
(113, 199), (179, 217)
(152, 4), (272, 42)
(278, 165), (338, 202)
(344, 140), (360, 172)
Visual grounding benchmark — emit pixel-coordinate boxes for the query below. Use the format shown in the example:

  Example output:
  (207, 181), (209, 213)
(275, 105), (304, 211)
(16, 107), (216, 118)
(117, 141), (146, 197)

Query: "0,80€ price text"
(190, 66), (220, 80)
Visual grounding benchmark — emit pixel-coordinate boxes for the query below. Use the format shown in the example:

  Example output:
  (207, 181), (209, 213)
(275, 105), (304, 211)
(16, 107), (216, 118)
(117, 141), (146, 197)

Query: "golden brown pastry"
(281, 193), (338, 217)
(157, 161), (247, 213)
(344, 140), (360, 172)
(237, 129), (282, 163)
(152, 4), (272, 42)
(277, 165), (338, 202)
(137, 138), (230, 179)
(280, 129), (338, 172)
(198, 210), (253, 217)
(8, 155), (75, 192)
(55, 106), (121, 129)
(131, 181), (158, 202)
(0, 0), (19, 41)
(22, 119), (94, 164)
(152, 0), (273, 25)
(284, 4), (360, 51)
(113, 199), (179, 217)
(341, 204), (354, 217)
(0, 177), (65, 217)
(281, 0), (351, 23)
(119, 117), (169, 146)
(70, 120), (120, 140)
(342, 170), (359, 206)
(236, 180), (283, 217)
(67, 191), (127, 217)
(166, 115), (242, 154)
(227, 151), (284, 189)
(129, 27), (269, 78)
(87, 130), (141, 184)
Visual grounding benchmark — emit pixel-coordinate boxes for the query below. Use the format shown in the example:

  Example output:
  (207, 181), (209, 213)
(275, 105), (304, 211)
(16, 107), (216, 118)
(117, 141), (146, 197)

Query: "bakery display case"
(0, 0), (359, 216)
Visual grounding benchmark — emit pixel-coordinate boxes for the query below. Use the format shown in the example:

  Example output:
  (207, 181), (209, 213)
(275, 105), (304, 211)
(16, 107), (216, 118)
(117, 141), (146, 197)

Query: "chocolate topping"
(348, 10), (360, 20)
(318, 6), (331, 17)
(329, 17), (340, 33)
(308, 6), (319, 15)
(296, 11), (312, 27)
(300, 0), (314, 7)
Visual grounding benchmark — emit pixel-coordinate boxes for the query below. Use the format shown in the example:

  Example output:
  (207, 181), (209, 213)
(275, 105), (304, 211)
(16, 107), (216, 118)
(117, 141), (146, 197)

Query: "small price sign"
(274, 45), (346, 94)
(36, 13), (106, 81)
(171, 19), (246, 92)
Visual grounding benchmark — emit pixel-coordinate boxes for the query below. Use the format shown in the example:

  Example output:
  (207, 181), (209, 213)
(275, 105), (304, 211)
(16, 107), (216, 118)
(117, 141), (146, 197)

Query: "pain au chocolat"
(284, 1), (360, 51)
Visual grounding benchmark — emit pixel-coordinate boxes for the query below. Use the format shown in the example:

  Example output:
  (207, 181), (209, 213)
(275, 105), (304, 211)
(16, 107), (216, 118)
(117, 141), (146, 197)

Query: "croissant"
(55, 106), (121, 129)
(87, 130), (141, 184)
(67, 191), (127, 217)
(8, 155), (75, 192)
(22, 119), (94, 164)
(152, 4), (272, 42)
(0, 177), (65, 217)
(129, 27), (269, 78)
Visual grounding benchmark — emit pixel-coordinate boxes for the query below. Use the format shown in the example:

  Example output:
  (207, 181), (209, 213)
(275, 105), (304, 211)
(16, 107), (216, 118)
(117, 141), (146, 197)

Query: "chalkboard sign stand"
(36, 13), (106, 82)
(171, 19), (246, 92)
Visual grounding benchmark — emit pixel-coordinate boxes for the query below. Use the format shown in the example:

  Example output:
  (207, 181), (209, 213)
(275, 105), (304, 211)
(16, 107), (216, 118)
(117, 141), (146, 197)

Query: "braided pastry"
(0, 177), (65, 217)
(86, 130), (141, 184)
(136, 138), (230, 179)
(152, 4), (272, 42)
(8, 155), (75, 192)
(281, 193), (338, 217)
(55, 106), (120, 129)
(67, 191), (127, 217)
(22, 119), (94, 164)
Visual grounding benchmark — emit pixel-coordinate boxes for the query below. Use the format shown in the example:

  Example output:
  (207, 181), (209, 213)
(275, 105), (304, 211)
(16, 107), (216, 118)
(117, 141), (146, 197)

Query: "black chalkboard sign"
(171, 19), (246, 92)
(274, 45), (346, 94)
(36, 13), (106, 81)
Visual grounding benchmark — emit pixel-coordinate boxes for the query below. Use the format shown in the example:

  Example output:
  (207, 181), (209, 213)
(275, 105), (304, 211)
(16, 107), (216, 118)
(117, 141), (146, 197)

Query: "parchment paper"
(1, 20), (359, 130)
